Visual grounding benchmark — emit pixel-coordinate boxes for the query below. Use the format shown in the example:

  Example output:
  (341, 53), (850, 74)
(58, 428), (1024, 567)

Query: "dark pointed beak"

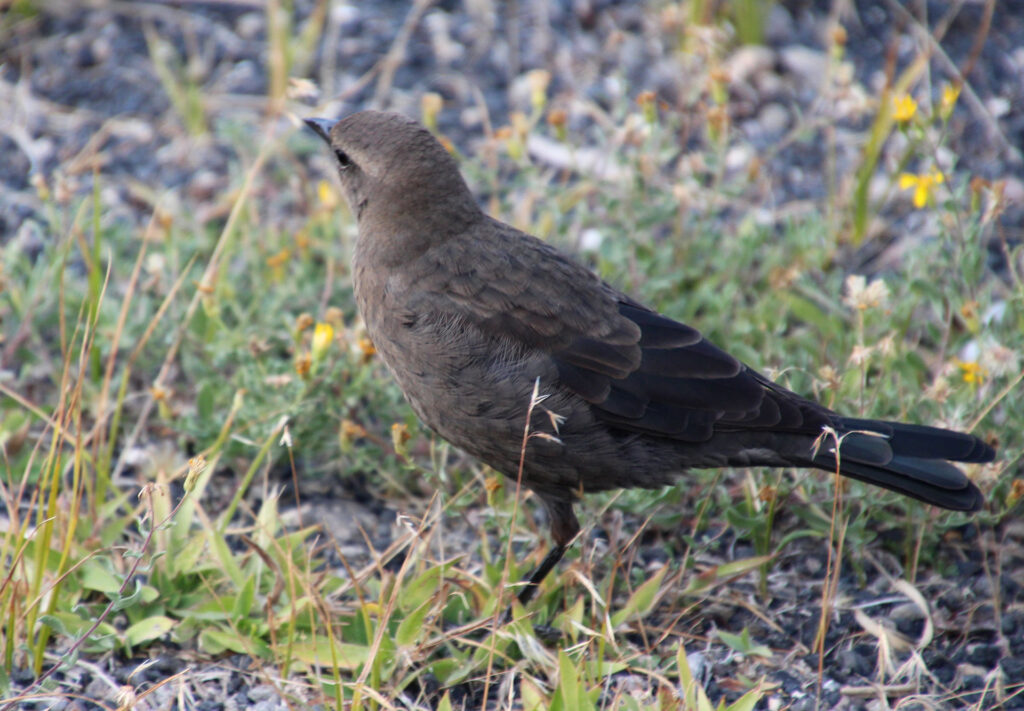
(304, 117), (337, 144)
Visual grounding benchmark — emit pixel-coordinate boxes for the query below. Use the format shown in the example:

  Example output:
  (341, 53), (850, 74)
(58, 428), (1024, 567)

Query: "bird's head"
(305, 111), (478, 231)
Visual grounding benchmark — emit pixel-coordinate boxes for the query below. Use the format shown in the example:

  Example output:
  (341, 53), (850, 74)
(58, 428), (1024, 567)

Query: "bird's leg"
(510, 498), (580, 609)
(516, 543), (568, 606)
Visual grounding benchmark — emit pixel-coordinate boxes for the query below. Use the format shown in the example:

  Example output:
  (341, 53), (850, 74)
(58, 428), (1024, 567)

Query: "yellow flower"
(185, 455), (207, 493)
(892, 94), (917, 122)
(940, 83), (960, 119)
(356, 336), (376, 363)
(898, 169), (944, 208)
(266, 248), (291, 268)
(311, 322), (334, 361)
(317, 180), (338, 209)
(527, 69), (551, 112)
(421, 92), (442, 131)
(391, 422), (411, 457)
(339, 419), (367, 453)
(953, 358), (988, 386)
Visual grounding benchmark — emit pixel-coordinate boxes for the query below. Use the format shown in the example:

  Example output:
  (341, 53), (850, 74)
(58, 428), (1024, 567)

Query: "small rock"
(235, 12), (263, 40)
(247, 685), (277, 702)
(726, 46), (775, 85)
(1001, 657), (1024, 680)
(1002, 176), (1024, 206)
(757, 102), (789, 135)
(837, 648), (871, 677)
(779, 46), (827, 86)
(986, 96), (1010, 118)
(965, 643), (1001, 667)
(726, 144), (755, 172)
(766, 4), (796, 44)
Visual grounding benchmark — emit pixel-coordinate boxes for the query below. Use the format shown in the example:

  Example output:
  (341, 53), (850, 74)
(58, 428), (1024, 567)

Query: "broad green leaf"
(169, 534), (207, 578)
(124, 615), (176, 646)
(681, 555), (773, 595)
(726, 686), (766, 711)
(677, 643), (713, 711)
(199, 628), (270, 657)
(554, 649), (593, 711)
(289, 638), (371, 670)
(520, 677), (547, 711)
(80, 560), (121, 593)
(717, 628), (772, 658)
(611, 564), (667, 627)
(395, 598), (432, 647)
(398, 565), (443, 612)
(233, 575), (257, 621)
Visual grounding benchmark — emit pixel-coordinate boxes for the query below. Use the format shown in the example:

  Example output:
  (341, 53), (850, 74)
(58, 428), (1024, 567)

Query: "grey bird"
(305, 111), (993, 604)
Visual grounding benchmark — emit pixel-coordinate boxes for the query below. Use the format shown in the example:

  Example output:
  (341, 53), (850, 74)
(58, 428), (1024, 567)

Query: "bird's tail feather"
(807, 418), (991, 512)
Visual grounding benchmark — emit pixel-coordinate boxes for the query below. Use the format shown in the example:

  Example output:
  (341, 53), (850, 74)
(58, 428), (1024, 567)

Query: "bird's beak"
(304, 117), (337, 144)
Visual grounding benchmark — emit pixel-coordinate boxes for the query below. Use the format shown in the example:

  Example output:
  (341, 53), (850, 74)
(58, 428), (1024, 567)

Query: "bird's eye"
(335, 149), (352, 168)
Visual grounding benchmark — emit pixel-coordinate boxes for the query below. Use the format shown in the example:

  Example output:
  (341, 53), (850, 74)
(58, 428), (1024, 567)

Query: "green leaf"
(199, 627), (269, 657)
(395, 597), (432, 647)
(233, 575), (257, 621)
(784, 293), (833, 336)
(677, 643), (713, 711)
(80, 559), (121, 593)
(398, 565), (443, 612)
(681, 555), (774, 595)
(124, 615), (176, 646)
(197, 381), (216, 422)
(520, 676), (548, 711)
(168, 533), (207, 578)
(555, 650), (581, 711)
(726, 686), (766, 711)
(111, 580), (147, 611)
(289, 638), (371, 670)
(717, 628), (772, 658)
(611, 564), (667, 627)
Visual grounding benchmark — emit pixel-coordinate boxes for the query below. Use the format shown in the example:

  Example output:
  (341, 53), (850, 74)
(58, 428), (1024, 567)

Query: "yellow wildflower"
(939, 84), (960, 119)
(311, 322), (334, 362)
(317, 180), (338, 209)
(391, 422), (411, 457)
(339, 419), (366, 453)
(185, 455), (207, 493)
(898, 169), (944, 208)
(892, 94), (917, 122)
(266, 248), (291, 268)
(527, 69), (551, 112)
(421, 92), (443, 131)
(953, 358), (987, 386)
(356, 336), (376, 363)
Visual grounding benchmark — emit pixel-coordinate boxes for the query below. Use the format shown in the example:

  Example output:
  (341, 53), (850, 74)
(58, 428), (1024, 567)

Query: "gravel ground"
(2, 1), (1022, 709)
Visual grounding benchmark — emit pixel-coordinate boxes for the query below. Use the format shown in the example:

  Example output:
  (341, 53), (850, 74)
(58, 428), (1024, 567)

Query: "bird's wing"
(404, 220), (829, 443)
(555, 300), (832, 442)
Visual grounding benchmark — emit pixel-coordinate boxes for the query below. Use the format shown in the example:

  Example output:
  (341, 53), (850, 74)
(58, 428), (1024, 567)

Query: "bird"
(304, 111), (994, 605)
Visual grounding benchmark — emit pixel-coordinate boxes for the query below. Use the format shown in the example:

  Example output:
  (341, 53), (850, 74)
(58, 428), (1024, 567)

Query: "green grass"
(2, 9), (1022, 711)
